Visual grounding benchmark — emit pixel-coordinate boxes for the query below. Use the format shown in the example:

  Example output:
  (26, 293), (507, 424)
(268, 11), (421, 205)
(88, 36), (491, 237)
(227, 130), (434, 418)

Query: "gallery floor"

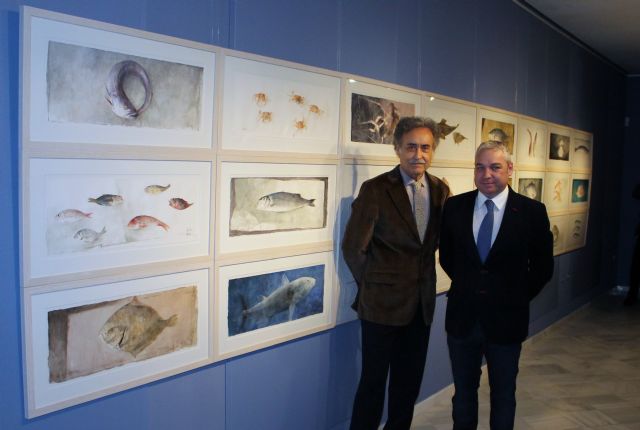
(411, 291), (640, 429)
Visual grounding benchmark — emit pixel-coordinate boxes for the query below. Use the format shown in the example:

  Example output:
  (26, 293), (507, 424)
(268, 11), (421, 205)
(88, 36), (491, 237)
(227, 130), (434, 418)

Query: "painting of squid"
(229, 177), (328, 236)
(26, 11), (215, 147)
(227, 264), (324, 335)
(28, 158), (210, 281)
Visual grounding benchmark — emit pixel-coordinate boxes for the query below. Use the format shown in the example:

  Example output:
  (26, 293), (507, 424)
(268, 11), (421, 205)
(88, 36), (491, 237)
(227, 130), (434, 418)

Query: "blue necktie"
(477, 200), (494, 263)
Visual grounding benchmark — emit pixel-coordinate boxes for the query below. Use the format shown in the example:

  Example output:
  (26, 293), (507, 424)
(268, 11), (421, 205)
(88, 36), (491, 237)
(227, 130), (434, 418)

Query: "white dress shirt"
(473, 186), (509, 247)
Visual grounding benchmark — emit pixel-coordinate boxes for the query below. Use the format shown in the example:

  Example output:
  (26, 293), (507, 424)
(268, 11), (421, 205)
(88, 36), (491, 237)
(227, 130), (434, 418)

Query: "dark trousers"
(447, 323), (522, 430)
(350, 311), (431, 430)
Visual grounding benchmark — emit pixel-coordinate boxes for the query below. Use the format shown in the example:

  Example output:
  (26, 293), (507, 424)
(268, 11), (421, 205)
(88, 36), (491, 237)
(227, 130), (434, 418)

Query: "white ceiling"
(519, 0), (640, 75)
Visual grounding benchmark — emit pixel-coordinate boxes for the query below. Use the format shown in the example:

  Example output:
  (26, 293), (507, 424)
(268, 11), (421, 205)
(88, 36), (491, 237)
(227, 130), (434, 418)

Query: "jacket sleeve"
(438, 198), (454, 278)
(527, 202), (554, 300)
(341, 180), (379, 286)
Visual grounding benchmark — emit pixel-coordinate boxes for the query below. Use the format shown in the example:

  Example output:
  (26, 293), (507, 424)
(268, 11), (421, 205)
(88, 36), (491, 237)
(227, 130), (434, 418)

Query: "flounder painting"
(47, 42), (203, 129)
(227, 265), (324, 336)
(229, 177), (328, 236)
(47, 286), (197, 383)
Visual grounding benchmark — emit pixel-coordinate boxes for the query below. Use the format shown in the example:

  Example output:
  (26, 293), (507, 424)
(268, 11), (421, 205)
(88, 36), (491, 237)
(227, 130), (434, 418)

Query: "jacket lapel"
(386, 167), (420, 241)
(485, 188), (519, 262)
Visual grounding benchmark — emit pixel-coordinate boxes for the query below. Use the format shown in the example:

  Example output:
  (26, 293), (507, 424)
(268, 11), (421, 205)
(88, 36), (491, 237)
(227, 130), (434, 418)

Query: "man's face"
(474, 148), (513, 198)
(395, 127), (434, 180)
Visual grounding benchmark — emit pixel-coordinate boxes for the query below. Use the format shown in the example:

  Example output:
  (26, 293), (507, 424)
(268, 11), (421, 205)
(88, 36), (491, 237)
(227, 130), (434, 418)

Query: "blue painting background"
(228, 264), (325, 336)
(572, 179), (589, 203)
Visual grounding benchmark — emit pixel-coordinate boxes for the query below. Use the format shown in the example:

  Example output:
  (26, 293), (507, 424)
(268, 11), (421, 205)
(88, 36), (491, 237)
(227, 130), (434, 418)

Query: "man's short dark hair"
(393, 116), (440, 150)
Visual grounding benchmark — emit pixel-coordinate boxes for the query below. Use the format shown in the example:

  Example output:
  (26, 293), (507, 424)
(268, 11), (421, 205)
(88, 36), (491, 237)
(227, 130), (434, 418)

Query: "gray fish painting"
(74, 226), (106, 244)
(105, 60), (153, 119)
(242, 275), (316, 322)
(99, 297), (178, 357)
(145, 184), (171, 194)
(256, 191), (315, 212)
(88, 194), (123, 206)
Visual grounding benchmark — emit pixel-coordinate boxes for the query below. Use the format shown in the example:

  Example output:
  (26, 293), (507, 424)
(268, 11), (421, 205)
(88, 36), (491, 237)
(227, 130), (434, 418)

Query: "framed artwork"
(344, 79), (422, 158)
(429, 166), (475, 293)
(565, 212), (588, 251)
(216, 252), (334, 359)
(24, 269), (211, 417)
(570, 173), (591, 209)
(337, 163), (394, 324)
(26, 158), (211, 283)
(515, 170), (545, 202)
(220, 56), (340, 155)
(546, 125), (572, 170)
(515, 118), (547, 170)
(423, 96), (476, 166)
(477, 109), (517, 159)
(571, 131), (593, 172)
(23, 8), (215, 148)
(543, 172), (570, 214)
(218, 162), (336, 255)
(548, 215), (569, 256)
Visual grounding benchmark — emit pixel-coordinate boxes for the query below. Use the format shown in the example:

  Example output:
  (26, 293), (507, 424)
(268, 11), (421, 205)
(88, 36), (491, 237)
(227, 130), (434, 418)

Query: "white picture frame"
(220, 56), (341, 155)
(569, 173), (591, 210)
(515, 118), (547, 170)
(549, 214), (569, 256)
(216, 252), (334, 359)
(26, 158), (211, 283)
(514, 170), (545, 203)
(565, 211), (588, 251)
(571, 130), (593, 172)
(24, 9), (216, 148)
(24, 269), (211, 418)
(546, 125), (572, 170)
(543, 171), (571, 214)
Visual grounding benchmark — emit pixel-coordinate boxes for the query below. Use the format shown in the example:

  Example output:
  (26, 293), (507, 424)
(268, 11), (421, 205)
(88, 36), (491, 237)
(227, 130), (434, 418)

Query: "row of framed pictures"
(19, 6), (593, 418)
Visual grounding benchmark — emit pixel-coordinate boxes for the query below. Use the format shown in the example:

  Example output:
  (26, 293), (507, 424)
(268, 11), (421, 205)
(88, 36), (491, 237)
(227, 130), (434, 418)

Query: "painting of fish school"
(47, 41), (203, 130)
(229, 177), (328, 236)
(227, 264), (324, 336)
(47, 286), (197, 383)
(350, 93), (415, 145)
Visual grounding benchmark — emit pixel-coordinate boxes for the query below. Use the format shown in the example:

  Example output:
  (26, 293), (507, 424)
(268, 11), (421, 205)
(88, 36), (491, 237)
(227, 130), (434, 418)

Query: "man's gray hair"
(476, 140), (512, 163)
(393, 116), (440, 150)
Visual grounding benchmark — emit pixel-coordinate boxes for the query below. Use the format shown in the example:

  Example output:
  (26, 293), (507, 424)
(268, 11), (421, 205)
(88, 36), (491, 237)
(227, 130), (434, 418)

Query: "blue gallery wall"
(0, 1), (626, 429)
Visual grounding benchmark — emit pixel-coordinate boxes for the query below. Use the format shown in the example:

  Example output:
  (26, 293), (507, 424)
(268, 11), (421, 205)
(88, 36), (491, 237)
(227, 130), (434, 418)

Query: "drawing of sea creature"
(553, 180), (562, 202)
(436, 119), (459, 140)
(55, 209), (92, 223)
(99, 297), (178, 357)
(128, 215), (170, 231)
(574, 144), (590, 153)
(169, 198), (193, 210)
(258, 110), (273, 123)
(293, 119), (307, 133)
(309, 104), (324, 115)
(145, 184), (171, 194)
(527, 128), (538, 157)
(105, 60), (152, 119)
(73, 226), (106, 244)
(552, 225), (559, 245)
(256, 191), (315, 212)
(575, 184), (586, 199)
(522, 181), (538, 200)
(253, 92), (268, 106)
(289, 92), (305, 105)
(488, 128), (508, 143)
(452, 132), (467, 144)
(88, 194), (123, 206)
(242, 275), (316, 322)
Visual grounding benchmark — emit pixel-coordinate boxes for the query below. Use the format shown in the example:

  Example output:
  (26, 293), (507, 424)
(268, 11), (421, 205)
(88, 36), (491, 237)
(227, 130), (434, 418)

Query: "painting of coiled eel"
(46, 41), (203, 130)
(47, 286), (197, 383)
(229, 177), (328, 236)
(350, 93), (415, 145)
(227, 264), (324, 335)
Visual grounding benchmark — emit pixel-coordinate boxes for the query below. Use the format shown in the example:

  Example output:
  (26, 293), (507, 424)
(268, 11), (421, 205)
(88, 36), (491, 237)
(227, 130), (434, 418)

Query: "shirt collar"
(476, 186), (509, 211)
(399, 167), (427, 188)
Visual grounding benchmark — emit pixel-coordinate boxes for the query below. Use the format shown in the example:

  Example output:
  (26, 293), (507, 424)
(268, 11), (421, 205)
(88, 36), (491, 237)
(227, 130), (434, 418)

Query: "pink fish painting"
(127, 215), (170, 231)
(55, 209), (92, 223)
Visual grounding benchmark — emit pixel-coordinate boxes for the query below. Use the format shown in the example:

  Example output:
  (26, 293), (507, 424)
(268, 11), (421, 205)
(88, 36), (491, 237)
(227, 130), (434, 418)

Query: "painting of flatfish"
(47, 286), (196, 383)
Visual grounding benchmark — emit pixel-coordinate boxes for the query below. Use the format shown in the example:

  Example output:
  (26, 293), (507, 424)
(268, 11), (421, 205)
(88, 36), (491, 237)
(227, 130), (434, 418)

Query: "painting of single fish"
(100, 297), (177, 357)
(436, 118), (459, 140)
(55, 209), (92, 223)
(481, 118), (514, 154)
(452, 132), (467, 144)
(73, 227), (106, 244)
(128, 215), (170, 231)
(518, 178), (542, 202)
(145, 184), (171, 194)
(256, 192), (315, 212)
(228, 264), (324, 336)
(105, 60), (153, 119)
(169, 198), (194, 210)
(88, 194), (123, 206)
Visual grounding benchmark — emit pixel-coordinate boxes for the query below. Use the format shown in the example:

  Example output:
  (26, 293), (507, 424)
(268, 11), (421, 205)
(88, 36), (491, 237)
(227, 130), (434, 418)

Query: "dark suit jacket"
(341, 166), (450, 326)
(440, 188), (554, 344)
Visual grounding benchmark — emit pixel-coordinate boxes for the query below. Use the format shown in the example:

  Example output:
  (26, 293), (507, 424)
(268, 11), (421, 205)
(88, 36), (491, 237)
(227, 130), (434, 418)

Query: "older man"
(440, 141), (554, 430)
(342, 117), (450, 430)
